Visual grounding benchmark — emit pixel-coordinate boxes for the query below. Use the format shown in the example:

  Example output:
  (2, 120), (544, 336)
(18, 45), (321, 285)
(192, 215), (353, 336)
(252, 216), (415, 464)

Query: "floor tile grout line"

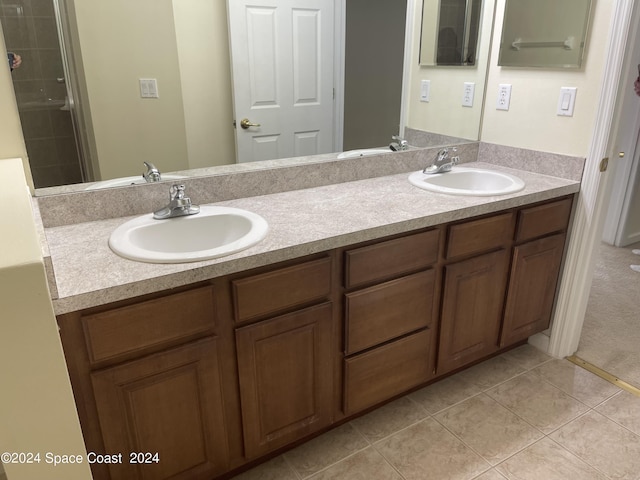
(585, 407), (640, 441)
(416, 390), (485, 417)
(528, 359), (624, 408)
(431, 402), (543, 470)
(483, 384), (593, 438)
(510, 367), (595, 411)
(293, 443), (371, 480)
(544, 435), (614, 480)
(368, 440), (410, 480)
(281, 452), (304, 480)
(361, 413), (435, 446)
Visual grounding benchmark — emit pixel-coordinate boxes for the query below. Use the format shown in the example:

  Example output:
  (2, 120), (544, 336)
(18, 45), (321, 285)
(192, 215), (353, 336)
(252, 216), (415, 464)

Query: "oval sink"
(109, 206), (268, 263)
(85, 174), (186, 191)
(408, 167), (525, 196)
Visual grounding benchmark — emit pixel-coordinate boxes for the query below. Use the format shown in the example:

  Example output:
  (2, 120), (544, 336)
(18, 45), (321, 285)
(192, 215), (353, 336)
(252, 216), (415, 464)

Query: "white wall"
(172, 0), (236, 169)
(498, 0), (591, 67)
(407, 0), (495, 140)
(73, 0), (190, 180)
(406, 0), (613, 157)
(480, 0), (613, 157)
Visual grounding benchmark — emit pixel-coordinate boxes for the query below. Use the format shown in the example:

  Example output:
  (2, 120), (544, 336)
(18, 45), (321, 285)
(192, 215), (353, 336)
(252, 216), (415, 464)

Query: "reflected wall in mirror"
(407, 0), (495, 140)
(1, 0), (498, 194)
(498, 0), (592, 68)
(420, 0), (483, 66)
(2, 0), (413, 191)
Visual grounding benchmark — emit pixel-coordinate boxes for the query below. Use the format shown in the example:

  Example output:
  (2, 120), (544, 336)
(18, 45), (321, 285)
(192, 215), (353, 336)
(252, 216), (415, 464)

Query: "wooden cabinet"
(232, 256), (336, 459)
(438, 249), (510, 374)
(58, 285), (231, 480)
(91, 338), (229, 480)
(58, 196), (574, 480)
(344, 329), (432, 414)
(342, 230), (440, 415)
(437, 212), (514, 375)
(236, 303), (334, 458)
(501, 234), (566, 345)
(501, 198), (573, 345)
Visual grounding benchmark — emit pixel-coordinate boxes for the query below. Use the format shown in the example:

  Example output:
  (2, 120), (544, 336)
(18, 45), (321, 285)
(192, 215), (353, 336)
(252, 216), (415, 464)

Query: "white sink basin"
(109, 206), (268, 263)
(408, 167), (525, 196)
(337, 148), (391, 159)
(85, 174), (186, 190)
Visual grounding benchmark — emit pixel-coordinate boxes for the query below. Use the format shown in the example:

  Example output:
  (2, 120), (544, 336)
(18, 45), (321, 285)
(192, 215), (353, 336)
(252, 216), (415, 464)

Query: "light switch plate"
(420, 80), (431, 103)
(557, 87), (577, 116)
(462, 82), (475, 107)
(139, 78), (159, 98)
(496, 84), (511, 111)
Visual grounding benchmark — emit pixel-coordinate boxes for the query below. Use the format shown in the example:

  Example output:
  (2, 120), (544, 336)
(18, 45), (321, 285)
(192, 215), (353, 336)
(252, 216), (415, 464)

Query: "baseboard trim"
(567, 355), (640, 397)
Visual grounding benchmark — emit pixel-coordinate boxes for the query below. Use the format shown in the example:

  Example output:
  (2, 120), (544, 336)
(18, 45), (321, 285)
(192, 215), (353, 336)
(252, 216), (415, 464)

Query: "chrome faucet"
(142, 161), (162, 183)
(153, 184), (200, 219)
(389, 135), (409, 151)
(423, 148), (459, 174)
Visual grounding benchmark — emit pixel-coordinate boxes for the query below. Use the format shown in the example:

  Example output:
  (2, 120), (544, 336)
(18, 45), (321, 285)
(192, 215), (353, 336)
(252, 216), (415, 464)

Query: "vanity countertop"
(43, 162), (580, 315)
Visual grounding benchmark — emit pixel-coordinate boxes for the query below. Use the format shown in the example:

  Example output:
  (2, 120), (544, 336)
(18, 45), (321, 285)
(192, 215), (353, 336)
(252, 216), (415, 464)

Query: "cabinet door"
(438, 250), (509, 375)
(501, 234), (566, 346)
(236, 303), (333, 459)
(90, 337), (229, 480)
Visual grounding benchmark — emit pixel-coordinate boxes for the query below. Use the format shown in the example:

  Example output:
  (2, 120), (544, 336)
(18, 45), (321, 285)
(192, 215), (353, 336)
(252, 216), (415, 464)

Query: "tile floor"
(231, 344), (640, 480)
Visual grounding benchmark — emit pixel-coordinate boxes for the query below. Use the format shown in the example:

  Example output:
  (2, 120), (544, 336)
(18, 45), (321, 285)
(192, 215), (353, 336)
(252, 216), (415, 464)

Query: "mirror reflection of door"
(228, 0), (407, 163)
(0, 0), (86, 188)
(228, 0), (336, 164)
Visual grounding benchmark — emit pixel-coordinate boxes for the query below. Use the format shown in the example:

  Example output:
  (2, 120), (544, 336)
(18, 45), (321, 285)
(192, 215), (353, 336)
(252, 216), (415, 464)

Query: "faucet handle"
(142, 161), (162, 183)
(170, 184), (186, 200)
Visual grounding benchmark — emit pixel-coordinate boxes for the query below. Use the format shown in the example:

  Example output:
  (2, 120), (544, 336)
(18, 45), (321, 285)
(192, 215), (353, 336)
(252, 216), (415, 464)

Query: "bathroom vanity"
(38, 148), (580, 480)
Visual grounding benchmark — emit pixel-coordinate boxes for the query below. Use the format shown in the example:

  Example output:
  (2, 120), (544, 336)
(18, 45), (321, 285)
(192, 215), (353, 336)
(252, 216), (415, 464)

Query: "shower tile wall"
(1, 0), (82, 188)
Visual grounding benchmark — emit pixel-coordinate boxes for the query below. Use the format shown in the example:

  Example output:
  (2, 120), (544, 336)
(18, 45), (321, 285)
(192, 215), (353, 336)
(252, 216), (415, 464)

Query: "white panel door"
(228, 0), (335, 162)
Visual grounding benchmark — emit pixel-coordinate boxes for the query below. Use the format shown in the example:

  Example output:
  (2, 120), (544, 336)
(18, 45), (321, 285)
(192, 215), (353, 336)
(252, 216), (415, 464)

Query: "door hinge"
(599, 157), (609, 172)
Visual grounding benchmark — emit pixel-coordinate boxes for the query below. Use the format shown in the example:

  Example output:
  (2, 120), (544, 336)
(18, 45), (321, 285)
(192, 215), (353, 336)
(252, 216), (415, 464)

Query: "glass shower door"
(1, 0), (85, 188)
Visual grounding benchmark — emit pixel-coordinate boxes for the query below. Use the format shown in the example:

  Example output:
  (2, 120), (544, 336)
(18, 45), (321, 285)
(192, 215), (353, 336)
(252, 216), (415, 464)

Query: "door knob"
(618, 152), (625, 158)
(240, 118), (261, 129)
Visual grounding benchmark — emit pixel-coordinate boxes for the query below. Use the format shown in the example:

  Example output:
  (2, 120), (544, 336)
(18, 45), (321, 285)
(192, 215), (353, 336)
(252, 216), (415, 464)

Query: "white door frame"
(545, 0), (636, 358)
(601, 2), (640, 247)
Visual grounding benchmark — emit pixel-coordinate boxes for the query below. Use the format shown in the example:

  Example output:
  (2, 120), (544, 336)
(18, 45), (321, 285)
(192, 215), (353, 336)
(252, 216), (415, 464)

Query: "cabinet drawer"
(233, 257), (332, 323)
(344, 329), (432, 415)
(345, 229), (439, 289)
(515, 197), (572, 242)
(82, 286), (216, 365)
(345, 270), (435, 355)
(446, 212), (513, 259)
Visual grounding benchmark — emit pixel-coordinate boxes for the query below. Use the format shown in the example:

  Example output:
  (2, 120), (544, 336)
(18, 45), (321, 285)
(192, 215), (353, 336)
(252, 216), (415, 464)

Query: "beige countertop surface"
(43, 162), (580, 315)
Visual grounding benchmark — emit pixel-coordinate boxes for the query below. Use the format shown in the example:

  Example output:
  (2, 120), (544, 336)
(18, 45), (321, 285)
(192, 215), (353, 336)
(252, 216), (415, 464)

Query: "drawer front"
(345, 270), (435, 355)
(344, 329), (432, 415)
(446, 212), (514, 259)
(515, 197), (572, 242)
(233, 257), (332, 323)
(82, 286), (216, 364)
(345, 229), (440, 289)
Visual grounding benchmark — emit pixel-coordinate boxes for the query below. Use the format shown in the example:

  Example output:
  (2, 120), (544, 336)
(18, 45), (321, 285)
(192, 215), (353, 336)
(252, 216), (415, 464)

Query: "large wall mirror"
(420, 0), (483, 66)
(498, 0), (592, 68)
(1, 0), (497, 194)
